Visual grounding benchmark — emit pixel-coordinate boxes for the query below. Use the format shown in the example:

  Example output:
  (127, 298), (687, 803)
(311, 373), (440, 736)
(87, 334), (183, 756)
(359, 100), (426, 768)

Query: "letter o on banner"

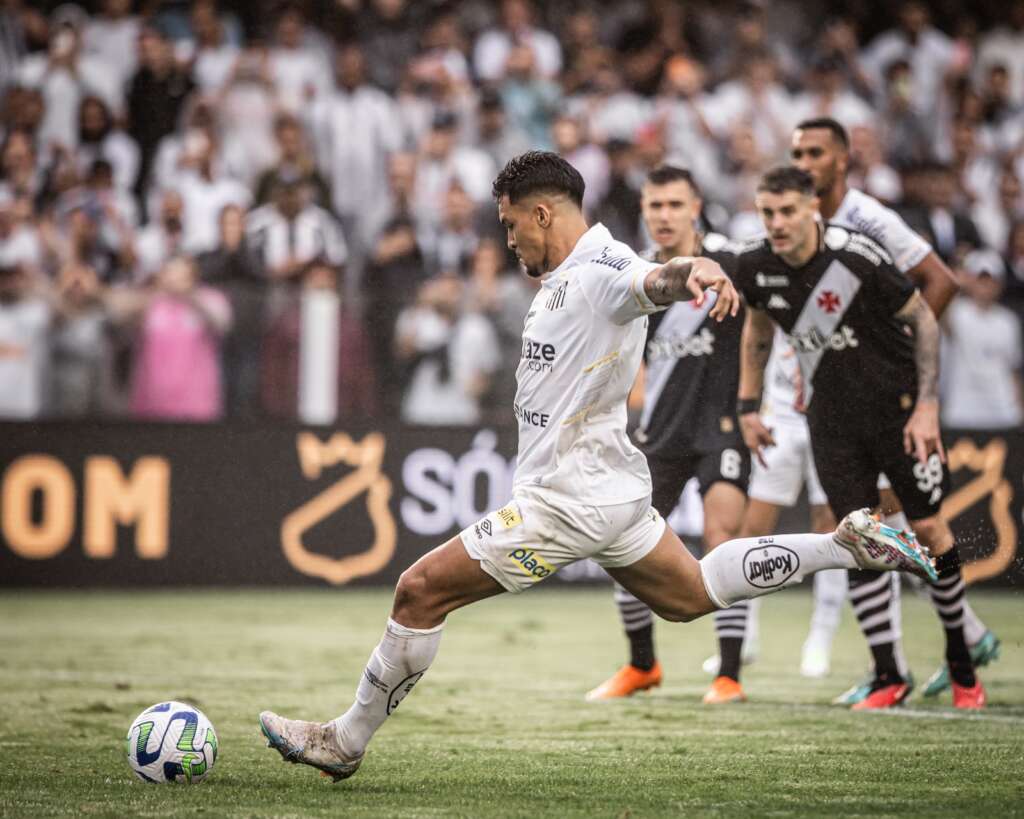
(2, 455), (76, 559)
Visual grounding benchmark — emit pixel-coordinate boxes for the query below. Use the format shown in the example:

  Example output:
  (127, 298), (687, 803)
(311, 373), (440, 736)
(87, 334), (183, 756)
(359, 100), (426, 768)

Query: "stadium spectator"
(975, 0), (1024, 105)
(360, 0), (421, 94)
(593, 139), (642, 250)
(474, 88), (530, 172)
(246, 172), (347, 286)
(875, 58), (936, 167)
(395, 274), (500, 426)
(186, 0), (240, 94)
(50, 262), (112, 417)
(552, 114), (609, 216)
(847, 125), (903, 204)
(653, 56), (721, 199)
(901, 162), (983, 263)
(133, 189), (185, 282)
(81, 0), (141, 99)
(941, 249), (1023, 429)
(74, 95), (140, 195)
(267, 4), (331, 113)
(0, 260), (50, 418)
(126, 254), (231, 421)
(16, 12), (121, 152)
(420, 181), (479, 278)
(497, 44), (562, 150)
(0, 185), (42, 273)
(704, 50), (792, 159)
(792, 57), (874, 133)
(254, 114), (330, 209)
(861, 0), (962, 119)
(127, 25), (195, 196)
(974, 169), (1023, 253)
(473, 0), (562, 83)
(310, 42), (401, 264)
(413, 110), (494, 233)
(172, 128), (251, 255)
(1004, 220), (1024, 310)
(262, 260), (375, 424)
(197, 203), (264, 418)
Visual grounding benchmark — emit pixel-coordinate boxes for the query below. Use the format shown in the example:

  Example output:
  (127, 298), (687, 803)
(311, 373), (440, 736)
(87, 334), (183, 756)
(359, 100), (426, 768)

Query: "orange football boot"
(702, 675), (746, 704)
(851, 682), (910, 711)
(952, 680), (986, 709)
(585, 662), (663, 700)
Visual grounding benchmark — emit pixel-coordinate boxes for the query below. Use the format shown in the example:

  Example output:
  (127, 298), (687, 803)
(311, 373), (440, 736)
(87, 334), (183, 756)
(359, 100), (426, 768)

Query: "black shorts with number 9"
(808, 410), (950, 522)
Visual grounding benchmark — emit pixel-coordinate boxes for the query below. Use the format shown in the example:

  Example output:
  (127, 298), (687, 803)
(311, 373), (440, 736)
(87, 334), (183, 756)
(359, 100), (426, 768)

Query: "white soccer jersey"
(762, 188), (933, 421)
(832, 188), (931, 275)
(512, 223), (661, 505)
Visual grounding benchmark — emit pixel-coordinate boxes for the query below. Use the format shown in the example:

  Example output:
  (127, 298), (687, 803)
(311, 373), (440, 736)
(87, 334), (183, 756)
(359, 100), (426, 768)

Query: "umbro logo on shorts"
(474, 519), (494, 540)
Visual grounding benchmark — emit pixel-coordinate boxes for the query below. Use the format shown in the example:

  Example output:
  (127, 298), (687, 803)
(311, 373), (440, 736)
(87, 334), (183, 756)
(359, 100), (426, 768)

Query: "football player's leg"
(590, 456), (695, 700)
(801, 457), (843, 678)
(605, 510), (862, 627)
(882, 448), (986, 708)
(699, 449), (750, 693)
(261, 533), (504, 780)
(809, 431), (909, 704)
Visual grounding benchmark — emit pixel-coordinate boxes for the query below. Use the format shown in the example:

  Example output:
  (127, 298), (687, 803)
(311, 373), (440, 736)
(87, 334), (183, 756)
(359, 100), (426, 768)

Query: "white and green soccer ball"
(126, 701), (218, 784)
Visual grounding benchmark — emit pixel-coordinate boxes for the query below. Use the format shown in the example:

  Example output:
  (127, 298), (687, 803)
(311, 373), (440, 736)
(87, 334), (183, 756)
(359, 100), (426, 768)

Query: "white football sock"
(808, 568), (847, 638)
(883, 511), (911, 532)
(960, 599), (987, 646)
(700, 533), (857, 609)
(331, 618), (443, 758)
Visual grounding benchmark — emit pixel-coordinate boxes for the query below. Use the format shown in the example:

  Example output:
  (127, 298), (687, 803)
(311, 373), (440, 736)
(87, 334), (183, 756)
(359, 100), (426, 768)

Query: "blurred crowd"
(1, 0), (1022, 428)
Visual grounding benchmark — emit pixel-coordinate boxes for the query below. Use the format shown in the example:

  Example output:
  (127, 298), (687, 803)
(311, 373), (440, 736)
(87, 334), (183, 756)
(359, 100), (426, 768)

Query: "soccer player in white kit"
(257, 152), (937, 781)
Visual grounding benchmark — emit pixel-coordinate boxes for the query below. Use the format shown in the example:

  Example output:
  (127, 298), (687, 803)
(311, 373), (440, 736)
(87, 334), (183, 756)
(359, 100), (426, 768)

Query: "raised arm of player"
(737, 306), (776, 467)
(907, 251), (959, 319)
(895, 290), (945, 465)
(643, 256), (740, 320)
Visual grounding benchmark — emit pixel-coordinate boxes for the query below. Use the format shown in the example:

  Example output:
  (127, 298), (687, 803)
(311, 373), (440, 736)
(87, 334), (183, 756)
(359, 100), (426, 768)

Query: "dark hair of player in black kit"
(757, 166), (816, 197)
(645, 165), (702, 198)
(492, 151), (585, 209)
(795, 117), (850, 150)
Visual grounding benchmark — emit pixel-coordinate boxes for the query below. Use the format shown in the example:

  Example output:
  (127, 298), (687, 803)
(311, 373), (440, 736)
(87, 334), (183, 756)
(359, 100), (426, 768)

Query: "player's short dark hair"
(795, 117), (849, 149)
(492, 151), (585, 209)
(645, 165), (702, 198)
(758, 166), (816, 197)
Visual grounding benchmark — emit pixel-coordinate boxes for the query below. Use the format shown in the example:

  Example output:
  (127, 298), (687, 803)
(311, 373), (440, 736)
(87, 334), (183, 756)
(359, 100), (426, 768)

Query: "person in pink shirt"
(128, 255), (232, 420)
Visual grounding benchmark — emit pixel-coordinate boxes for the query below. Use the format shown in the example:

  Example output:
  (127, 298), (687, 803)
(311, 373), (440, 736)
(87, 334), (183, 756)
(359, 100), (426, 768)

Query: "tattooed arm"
(896, 291), (945, 464)
(643, 256), (740, 321)
(737, 306), (777, 467)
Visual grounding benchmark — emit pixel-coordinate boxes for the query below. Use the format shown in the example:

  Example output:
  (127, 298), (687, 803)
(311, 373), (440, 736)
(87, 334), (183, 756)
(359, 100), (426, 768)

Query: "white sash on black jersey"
(788, 259), (862, 407)
(638, 291), (718, 434)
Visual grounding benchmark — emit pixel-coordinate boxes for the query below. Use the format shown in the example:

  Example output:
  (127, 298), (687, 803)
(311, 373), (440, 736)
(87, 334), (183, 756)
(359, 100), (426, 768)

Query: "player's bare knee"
(393, 564), (437, 623)
(911, 515), (953, 555)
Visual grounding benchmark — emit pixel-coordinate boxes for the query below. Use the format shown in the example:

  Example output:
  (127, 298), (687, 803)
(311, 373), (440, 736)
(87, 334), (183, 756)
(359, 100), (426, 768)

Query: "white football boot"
(834, 509), (937, 581)
(259, 711), (362, 782)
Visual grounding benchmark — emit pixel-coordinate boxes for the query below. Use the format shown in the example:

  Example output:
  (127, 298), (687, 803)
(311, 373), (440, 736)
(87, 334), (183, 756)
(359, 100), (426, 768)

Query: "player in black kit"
(585, 165), (753, 705)
(734, 167), (985, 709)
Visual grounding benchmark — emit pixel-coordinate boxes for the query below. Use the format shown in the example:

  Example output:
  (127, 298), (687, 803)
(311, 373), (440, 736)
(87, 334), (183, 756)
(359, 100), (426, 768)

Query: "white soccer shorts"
(460, 488), (666, 593)
(747, 416), (828, 507)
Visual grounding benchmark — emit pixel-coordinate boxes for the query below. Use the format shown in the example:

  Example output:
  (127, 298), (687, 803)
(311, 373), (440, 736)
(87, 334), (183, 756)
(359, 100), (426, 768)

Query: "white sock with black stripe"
(331, 618), (443, 759)
(929, 547), (976, 687)
(847, 570), (904, 682)
(714, 601), (749, 681)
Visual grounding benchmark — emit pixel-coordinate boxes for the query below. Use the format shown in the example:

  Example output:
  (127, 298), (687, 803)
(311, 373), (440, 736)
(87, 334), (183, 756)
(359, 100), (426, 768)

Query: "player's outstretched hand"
(903, 399), (946, 465)
(739, 412), (775, 468)
(685, 257), (741, 321)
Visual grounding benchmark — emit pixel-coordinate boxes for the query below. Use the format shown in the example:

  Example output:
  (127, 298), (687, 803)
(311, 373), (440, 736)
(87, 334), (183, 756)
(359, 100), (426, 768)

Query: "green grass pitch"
(1, 587), (1022, 818)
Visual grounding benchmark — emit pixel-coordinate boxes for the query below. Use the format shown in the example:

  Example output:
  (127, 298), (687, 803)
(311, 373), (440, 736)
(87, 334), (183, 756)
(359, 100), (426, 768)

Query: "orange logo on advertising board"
(280, 432), (397, 585)
(942, 438), (1018, 584)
